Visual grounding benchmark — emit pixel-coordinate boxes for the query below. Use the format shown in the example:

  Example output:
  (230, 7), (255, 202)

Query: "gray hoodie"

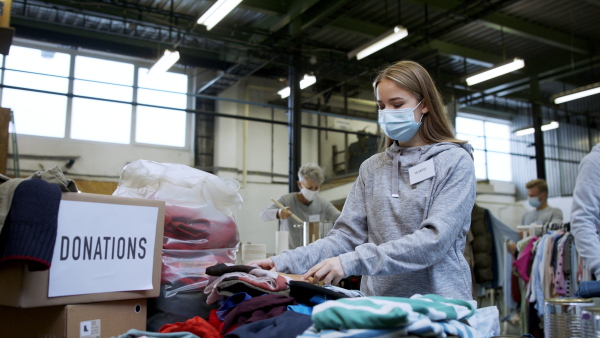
(271, 142), (476, 300)
(571, 142), (600, 279)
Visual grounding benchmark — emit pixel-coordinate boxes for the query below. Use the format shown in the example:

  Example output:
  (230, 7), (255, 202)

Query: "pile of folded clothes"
(116, 263), (500, 338)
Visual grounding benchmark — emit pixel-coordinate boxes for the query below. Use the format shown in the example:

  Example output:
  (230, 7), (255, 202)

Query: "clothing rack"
(516, 222), (570, 237)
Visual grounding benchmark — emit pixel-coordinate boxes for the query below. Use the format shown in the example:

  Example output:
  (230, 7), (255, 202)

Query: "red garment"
(159, 316), (220, 338)
(163, 205), (239, 249)
(208, 309), (223, 332)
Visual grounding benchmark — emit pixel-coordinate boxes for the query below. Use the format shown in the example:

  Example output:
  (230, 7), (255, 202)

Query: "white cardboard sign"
(49, 200), (158, 297)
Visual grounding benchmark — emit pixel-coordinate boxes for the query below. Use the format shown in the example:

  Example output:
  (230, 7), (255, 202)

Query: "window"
(456, 116), (512, 181)
(2, 46), (71, 137)
(0, 41), (190, 147)
(136, 68), (187, 147)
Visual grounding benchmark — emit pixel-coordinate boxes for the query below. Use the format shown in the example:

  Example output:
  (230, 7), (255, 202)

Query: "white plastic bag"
(113, 159), (243, 218)
(113, 159), (243, 296)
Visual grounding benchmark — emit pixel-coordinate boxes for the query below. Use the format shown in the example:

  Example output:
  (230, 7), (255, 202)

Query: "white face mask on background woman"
(300, 187), (318, 201)
(378, 101), (423, 142)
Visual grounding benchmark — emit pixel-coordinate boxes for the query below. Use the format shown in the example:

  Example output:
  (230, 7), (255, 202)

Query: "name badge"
(309, 214), (321, 222)
(409, 159), (435, 185)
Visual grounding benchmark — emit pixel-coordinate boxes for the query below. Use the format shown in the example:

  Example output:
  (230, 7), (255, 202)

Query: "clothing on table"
(224, 310), (313, 338)
(204, 268), (291, 304)
(571, 142), (600, 280)
(260, 194), (341, 249)
(159, 316), (220, 338)
(220, 294), (298, 335)
(576, 281), (600, 298)
(521, 207), (563, 230)
(303, 294), (480, 338)
(112, 329), (200, 338)
(272, 142), (476, 301)
(322, 284), (365, 298)
(288, 280), (348, 306)
(206, 263), (255, 276)
(217, 292), (253, 321)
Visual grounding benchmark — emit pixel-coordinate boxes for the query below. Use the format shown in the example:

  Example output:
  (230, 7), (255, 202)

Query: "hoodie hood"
(385, 142), (473, 197)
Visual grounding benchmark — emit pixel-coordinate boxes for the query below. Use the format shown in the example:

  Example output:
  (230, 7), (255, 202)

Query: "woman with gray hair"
(259, 163), (341, 249)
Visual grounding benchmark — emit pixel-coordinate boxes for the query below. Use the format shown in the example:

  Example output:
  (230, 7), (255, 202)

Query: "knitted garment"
(0, 179), (62, 271)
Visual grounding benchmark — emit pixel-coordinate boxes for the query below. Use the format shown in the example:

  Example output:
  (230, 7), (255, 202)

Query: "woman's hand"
(278, 207), (292, 220)
(302, 256), (345, 285)
(247, 258), (277, 271)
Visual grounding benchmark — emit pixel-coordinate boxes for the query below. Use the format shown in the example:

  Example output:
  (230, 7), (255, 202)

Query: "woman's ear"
(421, 105), (429, 114)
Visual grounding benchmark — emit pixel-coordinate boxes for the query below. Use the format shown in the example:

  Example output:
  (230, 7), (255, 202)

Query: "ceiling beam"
(268, 0), (322, 33)
(329, 18), (502, 65)
(299, 0), (352, 32)
(406, 0), (592, 54)
(11, 17), (233, 63)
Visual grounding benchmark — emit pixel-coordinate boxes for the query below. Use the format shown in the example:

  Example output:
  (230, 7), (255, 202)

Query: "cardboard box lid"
(0, 192), (165, 308)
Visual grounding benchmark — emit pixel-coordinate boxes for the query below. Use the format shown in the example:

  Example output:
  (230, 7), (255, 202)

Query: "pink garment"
(513, 236), (538, 283)
(204, 268), (292, 304)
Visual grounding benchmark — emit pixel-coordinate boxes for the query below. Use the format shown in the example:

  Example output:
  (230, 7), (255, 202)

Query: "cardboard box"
(0, 298), (147, 338)
(0, 192), (165, 307)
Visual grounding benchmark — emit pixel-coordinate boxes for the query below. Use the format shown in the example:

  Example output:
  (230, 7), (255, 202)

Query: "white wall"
(11, 134), (194, 180)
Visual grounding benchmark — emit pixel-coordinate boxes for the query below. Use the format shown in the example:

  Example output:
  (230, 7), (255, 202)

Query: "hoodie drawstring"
(391, 148), (422, 198)
(392, 152), (400, 198)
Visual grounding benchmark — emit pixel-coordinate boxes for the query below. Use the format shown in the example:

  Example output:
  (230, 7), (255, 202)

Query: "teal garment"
(111, 329), (200, 338)
(311, 294), (475, 331)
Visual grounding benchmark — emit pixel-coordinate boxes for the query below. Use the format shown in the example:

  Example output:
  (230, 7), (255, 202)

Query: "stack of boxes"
(0, 192), (165, 337)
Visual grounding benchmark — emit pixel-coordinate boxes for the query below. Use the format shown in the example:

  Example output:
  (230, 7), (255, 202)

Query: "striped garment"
(300, 294), (481, 338)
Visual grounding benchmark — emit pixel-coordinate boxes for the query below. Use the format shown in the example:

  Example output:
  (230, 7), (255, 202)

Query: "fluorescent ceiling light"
(147, 49), (180, 76)
(514, 121), (559, 136)
(552, 82), (600, 104)
(347, 26), (408, 60)
(197, 0), (242, 31)
(466, 58), (525, 86)
(277, 75), (317, 99)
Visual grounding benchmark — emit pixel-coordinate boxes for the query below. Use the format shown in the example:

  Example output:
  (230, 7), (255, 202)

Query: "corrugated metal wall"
(511, 106), (600, 200)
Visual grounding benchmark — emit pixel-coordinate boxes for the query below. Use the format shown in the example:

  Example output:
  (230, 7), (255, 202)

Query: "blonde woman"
(251, 60), (476, 300)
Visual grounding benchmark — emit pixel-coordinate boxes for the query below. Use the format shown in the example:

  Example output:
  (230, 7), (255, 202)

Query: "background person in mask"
(250, 60), (476, 301)
(259, 163), (341, 249)
(521, 178), (563, 226)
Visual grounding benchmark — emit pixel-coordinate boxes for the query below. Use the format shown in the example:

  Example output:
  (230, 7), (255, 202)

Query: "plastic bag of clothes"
(113, 160), (243, 296)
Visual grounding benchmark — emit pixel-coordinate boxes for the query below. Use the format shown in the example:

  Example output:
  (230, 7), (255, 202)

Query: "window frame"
(0, 38), (194, 149)
(456, 112), (513, 182)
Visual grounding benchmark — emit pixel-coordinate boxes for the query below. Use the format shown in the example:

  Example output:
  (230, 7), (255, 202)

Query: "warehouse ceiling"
(9, 0), (600, 124)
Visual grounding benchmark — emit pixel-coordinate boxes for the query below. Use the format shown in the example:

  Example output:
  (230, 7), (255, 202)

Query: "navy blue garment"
(217, 292), (252, 321)
(288, 280), (347, 306)
(576, 281), (600, 298)
(224, 311), (312, 338)
(0, 179), (62, 271)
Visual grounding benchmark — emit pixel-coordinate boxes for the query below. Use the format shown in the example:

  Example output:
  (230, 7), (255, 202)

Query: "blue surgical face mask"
(378, 101), (423, 142)
(528, 196), (541, 208)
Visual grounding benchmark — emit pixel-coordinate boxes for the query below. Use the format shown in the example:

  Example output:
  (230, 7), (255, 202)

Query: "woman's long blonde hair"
(374, 60), (465, 148)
